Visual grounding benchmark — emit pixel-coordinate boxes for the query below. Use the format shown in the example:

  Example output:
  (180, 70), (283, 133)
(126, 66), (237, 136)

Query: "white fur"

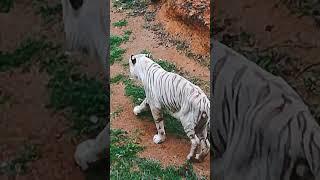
(129, 54), (210, 161)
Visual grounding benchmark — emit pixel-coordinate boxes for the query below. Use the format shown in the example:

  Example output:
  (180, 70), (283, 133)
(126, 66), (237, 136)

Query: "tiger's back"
(141, 58), (210, 127)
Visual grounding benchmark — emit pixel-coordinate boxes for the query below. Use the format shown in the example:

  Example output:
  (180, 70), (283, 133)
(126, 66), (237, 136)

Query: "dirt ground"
(215, 0), (320, 124)
(0, 1), (103, 179)
(110, 1), (210, 178)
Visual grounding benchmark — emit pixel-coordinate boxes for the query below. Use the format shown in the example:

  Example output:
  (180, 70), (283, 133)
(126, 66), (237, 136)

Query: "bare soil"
(110, 2), (210, 178)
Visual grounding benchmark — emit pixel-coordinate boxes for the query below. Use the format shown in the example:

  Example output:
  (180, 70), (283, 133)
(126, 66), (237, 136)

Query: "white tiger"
(60, 0), (109, 170)
(129, 54), (210, 162)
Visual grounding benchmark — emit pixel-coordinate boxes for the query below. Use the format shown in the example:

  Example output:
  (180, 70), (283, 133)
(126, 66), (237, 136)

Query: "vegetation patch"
(0, 144), (39, 175)
(0, 38), (47, 72)
(0, 37), (107, 136)
(110, 31), (132, 65)
(0, 0), (13, 13)
(32, 0), (62, 24)
(113, 19), (128, 27)
(37, 43), (107, 136)
(110, 129), (199, 179)
(111, 74), (126, 84)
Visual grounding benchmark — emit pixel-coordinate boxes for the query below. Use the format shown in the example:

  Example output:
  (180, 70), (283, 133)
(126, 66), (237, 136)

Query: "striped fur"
(211, 40), (320, 180)
(129, 54), (210, 162)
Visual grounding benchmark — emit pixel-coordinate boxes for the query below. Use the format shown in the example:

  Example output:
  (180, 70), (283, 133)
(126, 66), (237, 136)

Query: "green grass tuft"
(0, 38), (48, 72)
(113, 19), (128, 27)
(110, 129), (199, 179)
(111, 74), (126, 84)
(40, 50), (107, 135)
(0, 144), (40, 175)
(123, 78), (145, 105)
(156, 59), (177, 72)
(32, 0), (62, 24)
(110, 31), (131, 65)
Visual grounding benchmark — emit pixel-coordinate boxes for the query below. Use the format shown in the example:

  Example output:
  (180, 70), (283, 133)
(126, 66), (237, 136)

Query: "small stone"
(89, 115), (99, 124)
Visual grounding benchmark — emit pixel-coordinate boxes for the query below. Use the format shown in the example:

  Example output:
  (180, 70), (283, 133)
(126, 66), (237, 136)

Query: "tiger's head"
(129, 53), (152, 81)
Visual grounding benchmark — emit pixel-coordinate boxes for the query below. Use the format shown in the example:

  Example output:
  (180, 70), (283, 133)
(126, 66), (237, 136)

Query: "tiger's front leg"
(133, 98), (149, 115)
(149, 105), (166, 144)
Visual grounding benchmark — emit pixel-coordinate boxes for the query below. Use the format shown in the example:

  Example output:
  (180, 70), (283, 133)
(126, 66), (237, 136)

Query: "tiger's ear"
(146, 53), (151, 58)
(69, 0), (83, 10)
(131, 55), (136, 65)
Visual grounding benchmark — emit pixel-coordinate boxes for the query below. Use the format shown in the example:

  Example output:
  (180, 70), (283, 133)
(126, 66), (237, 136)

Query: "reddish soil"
(156, 0), (210, 56)
(110, 2), (210, 178)
(0, 1), (102, 179)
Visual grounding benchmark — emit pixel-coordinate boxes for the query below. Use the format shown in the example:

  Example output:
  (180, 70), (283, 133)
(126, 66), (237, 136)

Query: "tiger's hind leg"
(195, 136), (210, 162)
(133, 98), (149, 115)
(195, 121), (210, 162)
(180, 114), (200, 161)
(149, 105), (166, 144)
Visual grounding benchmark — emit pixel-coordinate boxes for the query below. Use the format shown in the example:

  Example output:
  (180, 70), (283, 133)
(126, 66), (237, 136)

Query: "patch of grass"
(35, 41), (107, 136)
(0, 0), (13, 13)
(110, 31), (132, 64)
(110, 129), (199, 179)
(123, 78), (145, 105)
(123, 30), (132, 41)
(0, 38), (48, 72)
(111, 74), (126, 84)
(156, 59), (177, 72)
(43, 56), (108, 134)
(113, 19), (128, 27)
(0, 144), (39, 175)
(0, 38), (108, 135)
(32, 0), (62, 24)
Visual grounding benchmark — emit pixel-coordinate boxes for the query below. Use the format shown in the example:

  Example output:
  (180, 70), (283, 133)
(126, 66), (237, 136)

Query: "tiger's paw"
(194, 154), (204, 162)
(153, 134), (165, 144)
(187, 153), (194, 161)
(133, 106), (141, 115)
